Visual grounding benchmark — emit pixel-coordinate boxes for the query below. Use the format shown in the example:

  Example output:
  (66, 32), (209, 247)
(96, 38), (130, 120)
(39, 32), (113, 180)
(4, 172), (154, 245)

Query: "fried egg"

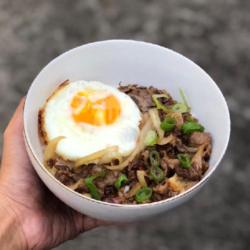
(40, 80), (142, 161)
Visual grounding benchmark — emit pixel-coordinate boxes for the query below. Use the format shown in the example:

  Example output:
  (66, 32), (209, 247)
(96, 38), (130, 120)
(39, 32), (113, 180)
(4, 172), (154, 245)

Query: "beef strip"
(175, 138), (197, 153)
(102, 197), (123, 204)
(75, 184), (88, 194)
(153, 180), (169, 194)
(203, 143), (212, 162)
(125, 154), (147, 180)
(73, 165), (93, 179)
(55, 170), (75, 186)
(119, 84), (174, 113)
(104, 185), (117, 196)
(176, 142), (212, 181)
(54, 163), (71, 171)
(157, 144), (178, 159)
(95, 171), (119, 200)
(175, 163), (203, 181)
(190, 132), (212, 146)
(102, 171), (119, 185)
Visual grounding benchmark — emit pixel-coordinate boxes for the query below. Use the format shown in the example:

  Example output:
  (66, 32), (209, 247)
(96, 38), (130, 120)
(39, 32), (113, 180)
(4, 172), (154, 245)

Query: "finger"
(82, 217), (110, 231)
(74, 212), (110, 233)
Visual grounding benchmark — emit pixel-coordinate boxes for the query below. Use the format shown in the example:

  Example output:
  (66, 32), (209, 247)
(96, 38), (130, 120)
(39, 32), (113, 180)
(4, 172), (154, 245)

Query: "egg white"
(42, 80), (142, 161)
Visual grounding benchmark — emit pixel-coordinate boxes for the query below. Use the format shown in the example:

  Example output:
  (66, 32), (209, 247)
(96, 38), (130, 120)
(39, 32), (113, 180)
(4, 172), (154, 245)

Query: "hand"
(0, 99), (105, 250)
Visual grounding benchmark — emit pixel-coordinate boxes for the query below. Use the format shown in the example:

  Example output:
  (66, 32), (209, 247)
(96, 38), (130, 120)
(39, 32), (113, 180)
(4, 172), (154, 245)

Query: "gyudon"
(38, 80), (212, 204)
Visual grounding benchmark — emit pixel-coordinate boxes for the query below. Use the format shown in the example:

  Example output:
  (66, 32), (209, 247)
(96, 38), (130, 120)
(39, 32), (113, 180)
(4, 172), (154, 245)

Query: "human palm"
(0, 100), (103, 250)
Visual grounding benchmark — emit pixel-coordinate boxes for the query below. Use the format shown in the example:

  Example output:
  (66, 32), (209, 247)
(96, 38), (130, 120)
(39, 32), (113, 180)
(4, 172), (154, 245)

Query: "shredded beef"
(203, 144), (212, 162)
(157, 144), (178, 159)
(104, 171), (119, 185)
(125, 154), (147, 181)
(47, 159), (56, 167)
(175, 164), (203, 181)
(104, 185), (117, 196)
(103, 197), (124, 204)
(73, 165), (95, 178)
(153, 180), (169, 194)
(190, 132), (212, 146)
(160, 154), (179, 177)
(54, 163), (70, 171)
(55, 171), (75, 186)
(75, 184), (88, 194)
(119, 84), (174, 113)
(152, 192), (164, 202)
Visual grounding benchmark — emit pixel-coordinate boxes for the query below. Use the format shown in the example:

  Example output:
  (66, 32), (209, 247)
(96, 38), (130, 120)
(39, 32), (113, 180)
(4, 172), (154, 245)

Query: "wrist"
(0, 195), (28, 250)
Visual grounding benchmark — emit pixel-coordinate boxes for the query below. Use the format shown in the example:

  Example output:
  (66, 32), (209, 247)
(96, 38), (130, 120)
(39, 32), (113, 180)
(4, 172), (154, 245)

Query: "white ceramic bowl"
(23, 40), (230, 222)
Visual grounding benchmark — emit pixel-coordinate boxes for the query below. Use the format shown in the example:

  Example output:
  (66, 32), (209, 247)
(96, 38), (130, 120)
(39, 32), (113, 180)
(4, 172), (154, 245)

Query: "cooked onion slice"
(149, 108), (164, 141)
(68, 179), (84, 190)
(99, 151), (123, 165)
(191, 144), (206, 169)
(47, 166), (57, 175)
(157, 134), (176, 145)
(106, 116), (153, 171)
(137, 170), (147, 187)
(168, 174), (197, 192)
(75, 146), (119, 167)
(126, 182), (142, 198)
(83, 193), (92, 198)
(168, 112), (184, 128)
(44, 136), (64, 166)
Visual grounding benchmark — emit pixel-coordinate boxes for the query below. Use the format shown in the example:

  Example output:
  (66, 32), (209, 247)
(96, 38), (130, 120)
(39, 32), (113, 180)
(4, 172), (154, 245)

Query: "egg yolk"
(71, 90), (121, 126)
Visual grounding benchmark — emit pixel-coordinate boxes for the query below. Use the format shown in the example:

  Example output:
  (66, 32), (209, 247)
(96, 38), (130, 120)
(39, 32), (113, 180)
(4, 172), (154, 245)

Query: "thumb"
(2, 98), (30, 170)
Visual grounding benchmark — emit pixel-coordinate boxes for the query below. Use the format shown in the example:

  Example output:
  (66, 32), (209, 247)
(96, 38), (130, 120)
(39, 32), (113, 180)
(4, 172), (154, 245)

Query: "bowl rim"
(23, 39), (231, 208)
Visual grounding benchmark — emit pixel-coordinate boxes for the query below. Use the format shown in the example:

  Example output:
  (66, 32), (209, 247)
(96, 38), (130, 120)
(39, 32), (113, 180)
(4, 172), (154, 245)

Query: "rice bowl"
(23, 40), (230, 221)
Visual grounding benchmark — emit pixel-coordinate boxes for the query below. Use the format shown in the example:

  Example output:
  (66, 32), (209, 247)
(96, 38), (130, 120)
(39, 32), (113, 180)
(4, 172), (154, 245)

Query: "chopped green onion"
(149, 150), (164, 183)
(179, 89), (191, 111)
(149, 150), (160, 167)
(144, 130), (158, 146)
(149, 166), (165, 183)
(85, 176), (101, 200)
(135, 187), (153, 203)
(177, 154), (192, 169)
(181, 121), (204, 135)
(114, 174), (128, 190)
(152, 94), (170, 112)
(187, 116), (195, 122)
(160, 117), (176, 132)
(172, 103), (189, 113)
(171, 89), (191, 113)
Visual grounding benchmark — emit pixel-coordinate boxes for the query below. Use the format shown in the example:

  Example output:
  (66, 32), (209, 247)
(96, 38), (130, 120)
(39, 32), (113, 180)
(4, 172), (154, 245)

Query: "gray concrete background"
(0, 0), (249, 249)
